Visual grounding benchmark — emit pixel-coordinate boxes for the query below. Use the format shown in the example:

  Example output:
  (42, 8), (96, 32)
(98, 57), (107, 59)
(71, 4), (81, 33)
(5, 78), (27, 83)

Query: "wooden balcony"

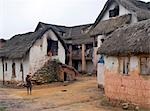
(72, 48), (93, 60)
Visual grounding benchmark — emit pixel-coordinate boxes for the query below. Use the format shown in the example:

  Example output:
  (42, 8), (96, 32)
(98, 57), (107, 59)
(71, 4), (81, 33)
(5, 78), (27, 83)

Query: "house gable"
(92, 0), (150, 31)
(29, 29), (66, 65)
(29, 29), (67, 74)
(100, 0), (131, 21)
(93, 0), (132, 29)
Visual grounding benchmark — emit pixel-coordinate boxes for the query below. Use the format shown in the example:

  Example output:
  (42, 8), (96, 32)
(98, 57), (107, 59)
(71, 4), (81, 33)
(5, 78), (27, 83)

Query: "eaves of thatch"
(97, 19), (150, 56)
(71, 34), (94, 45)
(90, 14), (131, 36)
(0, 27), (69, 59)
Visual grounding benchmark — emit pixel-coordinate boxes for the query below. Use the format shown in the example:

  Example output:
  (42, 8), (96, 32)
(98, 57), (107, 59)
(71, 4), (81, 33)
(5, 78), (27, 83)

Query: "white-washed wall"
(97, 35), (105, 47)
(0, 59), (3, 80)
(104, 56), (139, 72)
(130, 56), (139, 72)
(29, 30), (66, 74)
(97, 35), (105, 85)
(0, 29), (66, 81)
(97, 63), (105, 85)
(23, 55), (30, 81)
(105, 56), (119, 73)
(96, 1), (138, 86)
(29, 35), (49, 74)
(101, 1), (137, 23)
(0, 55), (29, 81)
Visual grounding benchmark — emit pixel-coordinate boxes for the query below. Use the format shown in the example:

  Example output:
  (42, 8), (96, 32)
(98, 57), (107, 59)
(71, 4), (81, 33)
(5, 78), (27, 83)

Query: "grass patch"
(0, 106), (7, 111)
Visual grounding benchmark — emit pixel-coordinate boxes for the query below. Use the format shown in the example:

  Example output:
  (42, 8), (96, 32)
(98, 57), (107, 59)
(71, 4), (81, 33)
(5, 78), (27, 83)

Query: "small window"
(140, 57), (150, 75)
(119, 57), (130, 75)
(5, 62), (7, 71)
(101, 39), (104, 43)
(40, 44), (42, 51)
(59, 31), (65, 36)
(20, 63), (23, 72)
(94, 41), (97, 47)
(47, 39), (58, 56)
(12, 62), (16, 78)
(109, 6), (119, 18)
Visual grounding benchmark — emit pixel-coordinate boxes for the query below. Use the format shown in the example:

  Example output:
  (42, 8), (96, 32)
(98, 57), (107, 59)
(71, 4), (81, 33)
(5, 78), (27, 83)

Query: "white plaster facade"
(29, 30), (66, 74)
(97, 35), (105, 86)
(104, 56), (139, 73)
(97, 63), (104, 86)
(97, 56), (139, 86)
(0, 55), (29, 81)
(0, 29), (66, 82)
(101, 1), (138, 23)
(96, 1), (139, 87)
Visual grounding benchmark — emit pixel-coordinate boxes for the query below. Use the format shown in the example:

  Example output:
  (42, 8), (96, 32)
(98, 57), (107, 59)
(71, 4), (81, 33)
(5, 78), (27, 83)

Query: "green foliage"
(0, 106), (6, 111)
(53, 59), (60, 63)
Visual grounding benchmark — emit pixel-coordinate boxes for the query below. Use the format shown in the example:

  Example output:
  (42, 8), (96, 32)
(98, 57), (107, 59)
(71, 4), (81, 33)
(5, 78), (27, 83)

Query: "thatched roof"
(0, 28), (68, 59)
(35, 22), (93, 45)
(72, 36), (94, 45)
(90, 14), (131, 36)
(0, 39), (6, 43)
(92, 0), (150, 29)
(97, 19), (150, 56)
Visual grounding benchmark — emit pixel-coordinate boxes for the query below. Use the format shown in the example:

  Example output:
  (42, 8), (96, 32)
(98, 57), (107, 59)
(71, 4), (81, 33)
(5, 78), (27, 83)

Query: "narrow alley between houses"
(0, 76), (126, 111)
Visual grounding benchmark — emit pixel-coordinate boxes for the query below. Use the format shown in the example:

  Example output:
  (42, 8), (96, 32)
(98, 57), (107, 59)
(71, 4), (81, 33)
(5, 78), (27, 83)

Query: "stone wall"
(32, 60), (59, 84)
(32, 60), (78, 84)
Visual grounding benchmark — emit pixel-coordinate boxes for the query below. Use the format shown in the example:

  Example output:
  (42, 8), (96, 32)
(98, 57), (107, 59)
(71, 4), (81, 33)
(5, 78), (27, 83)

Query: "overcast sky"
(0, 0), (150, 39)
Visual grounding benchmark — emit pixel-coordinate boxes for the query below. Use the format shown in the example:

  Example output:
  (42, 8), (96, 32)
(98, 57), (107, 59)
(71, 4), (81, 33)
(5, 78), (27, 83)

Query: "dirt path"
(0, 76), (125, 111)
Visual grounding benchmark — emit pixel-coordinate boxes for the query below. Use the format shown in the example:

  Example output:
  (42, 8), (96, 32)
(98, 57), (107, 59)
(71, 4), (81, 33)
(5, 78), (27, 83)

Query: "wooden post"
(81, 44), (86, 73)
(2, 58), (5, 85)
(93, 36), (98, 73)
(69, 45), (72, 66)
(93, 47), (98, 73)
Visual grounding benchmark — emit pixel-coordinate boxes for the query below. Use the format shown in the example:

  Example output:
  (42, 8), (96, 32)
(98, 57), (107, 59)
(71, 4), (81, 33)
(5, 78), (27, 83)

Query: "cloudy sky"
(0, 0), (150, 39)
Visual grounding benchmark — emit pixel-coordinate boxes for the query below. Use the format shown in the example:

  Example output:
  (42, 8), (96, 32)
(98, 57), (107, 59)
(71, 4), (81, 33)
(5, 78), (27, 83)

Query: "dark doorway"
(47, 39), (52, 56)
(20, 63), (24, 81)
(64, 72), (67, 81)
(73, 61), (79, 71)
(12, 63), (16, 78)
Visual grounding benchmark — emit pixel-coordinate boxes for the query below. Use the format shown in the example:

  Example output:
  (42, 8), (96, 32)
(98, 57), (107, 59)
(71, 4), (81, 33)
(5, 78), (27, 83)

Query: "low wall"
(105, 70), (150, 108)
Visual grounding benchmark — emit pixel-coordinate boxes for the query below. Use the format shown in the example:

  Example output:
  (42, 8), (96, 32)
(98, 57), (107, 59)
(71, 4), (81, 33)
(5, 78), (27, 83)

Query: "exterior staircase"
(31, 56), (51, 75)
(32, 60), (79, 84)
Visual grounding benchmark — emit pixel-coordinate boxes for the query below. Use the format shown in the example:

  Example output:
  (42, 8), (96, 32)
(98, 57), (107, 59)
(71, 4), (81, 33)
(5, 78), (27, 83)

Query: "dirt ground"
(0, 76), (145, 111)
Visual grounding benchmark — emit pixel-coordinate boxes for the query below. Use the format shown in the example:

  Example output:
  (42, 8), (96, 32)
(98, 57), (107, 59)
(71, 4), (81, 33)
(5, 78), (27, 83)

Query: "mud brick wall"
(105, 70), (150, 108)
(103, 56), (150, 108)
(58, 65), (77, 81)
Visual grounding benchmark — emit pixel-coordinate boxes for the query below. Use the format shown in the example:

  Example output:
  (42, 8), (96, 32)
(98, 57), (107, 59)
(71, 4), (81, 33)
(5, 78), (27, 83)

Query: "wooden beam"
(69, 45), (72, 66)
(81, 44), (86, 72)
(2, 58), (5, 85)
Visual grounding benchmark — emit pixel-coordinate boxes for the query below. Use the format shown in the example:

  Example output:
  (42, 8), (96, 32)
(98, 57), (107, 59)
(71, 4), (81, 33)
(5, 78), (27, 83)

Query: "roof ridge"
(38, 22), (92, 28)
